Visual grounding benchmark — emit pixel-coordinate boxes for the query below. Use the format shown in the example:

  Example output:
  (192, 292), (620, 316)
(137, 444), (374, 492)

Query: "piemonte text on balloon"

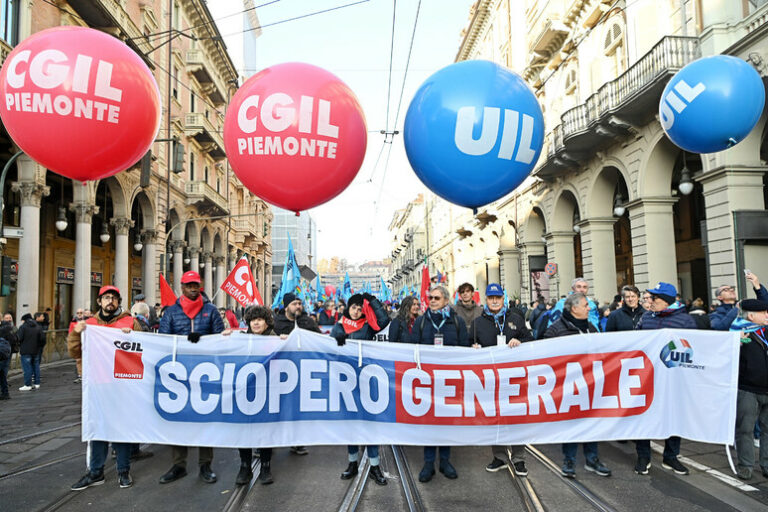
(223, 62), (367, 213)
(659, 55), (765, 154)
(404, 60), (544, 209)
(0, 26), (161, 181)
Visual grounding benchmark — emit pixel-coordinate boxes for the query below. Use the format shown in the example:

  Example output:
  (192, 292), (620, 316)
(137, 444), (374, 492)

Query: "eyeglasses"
(101, 295), (119, 302)
(428, 295), (442, 301)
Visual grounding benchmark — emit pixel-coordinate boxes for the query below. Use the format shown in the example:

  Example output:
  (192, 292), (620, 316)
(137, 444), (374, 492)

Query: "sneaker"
(737, 466), (752, 480)
(71, 471), (105, 491)
(73, 377), (82, 384)
(418, 462), (435, 483)
(33, 384), (40, 389)
(662, 457), (689, 475)
(485, 457), (507, 472)
(512, 461), (528, 477)
(585, 458), (611, 477)
(118, 471), (133, 488)
(290, 446), (308, 456)
(561, 459), (575, 478)
(755, 439), (760, 448)
(634, 457), (651, 475)
(439, 460), (457, 479)
(18, 385), (32, 391)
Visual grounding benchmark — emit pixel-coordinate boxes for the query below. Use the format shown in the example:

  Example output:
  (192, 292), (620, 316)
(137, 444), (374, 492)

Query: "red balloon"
(224, 63), (367, 212)
(325, 285), (336, 296)
(0, 27), (161, 181)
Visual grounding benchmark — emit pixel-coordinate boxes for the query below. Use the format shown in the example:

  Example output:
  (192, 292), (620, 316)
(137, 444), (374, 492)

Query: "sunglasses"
(428, 295), (442, 300)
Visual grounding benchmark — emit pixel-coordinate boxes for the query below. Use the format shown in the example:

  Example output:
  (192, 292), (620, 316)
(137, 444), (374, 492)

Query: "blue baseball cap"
(646, 282), (677, 297)
(485, 283), (504, 297)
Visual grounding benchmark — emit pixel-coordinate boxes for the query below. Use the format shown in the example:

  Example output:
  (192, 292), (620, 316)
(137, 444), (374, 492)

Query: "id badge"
(497, 335), (506, 347)
(434, 334), (444, 346)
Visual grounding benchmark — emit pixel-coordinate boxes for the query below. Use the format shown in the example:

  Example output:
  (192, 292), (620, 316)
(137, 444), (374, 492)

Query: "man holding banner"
(158, 271), (228, 485)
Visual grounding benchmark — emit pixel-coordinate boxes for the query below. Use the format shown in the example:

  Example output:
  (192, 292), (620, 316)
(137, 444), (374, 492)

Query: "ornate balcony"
(186, 50), (225, 104)
(185, 181), (228, 217)
(184, 112), (225, 160)
(536, 35), (700, 179)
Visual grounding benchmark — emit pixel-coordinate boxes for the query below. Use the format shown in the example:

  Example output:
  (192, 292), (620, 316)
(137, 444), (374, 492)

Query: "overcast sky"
(209, 0), (475, 265)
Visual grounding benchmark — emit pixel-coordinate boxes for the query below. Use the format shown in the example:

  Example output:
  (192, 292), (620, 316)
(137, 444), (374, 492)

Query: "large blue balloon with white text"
(660, 55), (765, 153)
(404, 60), (544, 209)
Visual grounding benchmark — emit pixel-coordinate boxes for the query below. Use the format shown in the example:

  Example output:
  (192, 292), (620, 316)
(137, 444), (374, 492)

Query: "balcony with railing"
(536, 35), (700, 179)
(185, 181), (228, 216)
(184, 112), (226, 160)
(186, 49), (226, 104)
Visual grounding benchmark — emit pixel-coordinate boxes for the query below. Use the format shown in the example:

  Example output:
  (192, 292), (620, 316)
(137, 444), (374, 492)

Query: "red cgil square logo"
(114, 350), (144, 379)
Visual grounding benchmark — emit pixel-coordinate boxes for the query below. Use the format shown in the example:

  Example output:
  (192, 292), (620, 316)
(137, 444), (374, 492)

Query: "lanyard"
(755, 329), (768, 349)
(429, 312), (447, 333)
(493, 312), (507, 335)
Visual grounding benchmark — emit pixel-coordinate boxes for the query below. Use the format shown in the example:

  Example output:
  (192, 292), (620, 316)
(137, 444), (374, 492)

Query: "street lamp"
(572, 210), (580, 234)
(55, 207), (68, 232)
(678, 165), (694, 196)
(200, 261), (206, 269)
(133, 234), (143, 252)
(99, 223), (110, 243)
(613, 192), (626, 217)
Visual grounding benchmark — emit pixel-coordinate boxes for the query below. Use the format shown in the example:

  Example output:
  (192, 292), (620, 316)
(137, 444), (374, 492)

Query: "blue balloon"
(404, 60), (544, 209)
(660, 55), (765, 154)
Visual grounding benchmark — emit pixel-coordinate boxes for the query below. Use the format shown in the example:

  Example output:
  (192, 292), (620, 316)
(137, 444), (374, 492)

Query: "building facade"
(0, 0), (273, 329)
(270, 208), (318, 297)
(418, 0), (768, 306)
(388, 194), (429, 291)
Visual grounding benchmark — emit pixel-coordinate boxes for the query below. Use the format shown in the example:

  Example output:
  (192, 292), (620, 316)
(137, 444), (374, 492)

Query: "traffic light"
(140, 150), (152, 188)
(172, 141), (185, 174)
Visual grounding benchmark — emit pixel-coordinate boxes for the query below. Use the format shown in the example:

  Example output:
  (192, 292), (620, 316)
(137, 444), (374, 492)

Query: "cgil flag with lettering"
(220, 256), (262, 307)
(81, 326), (738, 448)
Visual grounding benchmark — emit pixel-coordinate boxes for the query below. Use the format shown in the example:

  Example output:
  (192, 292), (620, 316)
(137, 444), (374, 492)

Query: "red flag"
(420, 264), (430, 312)
(473, 291), (480, 304)
(221, 256), (262, 307)
(159, 273), (177, 307)
(362, 299), (380, 331)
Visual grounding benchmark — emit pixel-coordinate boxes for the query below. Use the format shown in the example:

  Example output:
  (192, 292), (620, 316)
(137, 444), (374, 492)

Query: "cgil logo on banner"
(114, 340), (144, 380)
(153, 351), (653, 424)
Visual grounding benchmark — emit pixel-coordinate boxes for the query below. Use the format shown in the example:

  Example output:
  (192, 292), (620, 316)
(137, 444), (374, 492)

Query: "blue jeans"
(562, 442), (598, 462)
(90, 441), (131, 474)
(20, 354), (40, 386)
(0, 357), (8, 395)
(424, 446), (450, 464)
(635, 437), (680, 459)
(348, 445), (380, 465)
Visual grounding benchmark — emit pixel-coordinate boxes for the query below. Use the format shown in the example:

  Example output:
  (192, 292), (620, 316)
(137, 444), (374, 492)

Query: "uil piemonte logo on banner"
(659, 339), (702, 369)
(113, 340), (144, 380)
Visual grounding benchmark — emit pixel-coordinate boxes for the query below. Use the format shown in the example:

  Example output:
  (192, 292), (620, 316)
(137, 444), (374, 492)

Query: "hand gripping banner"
(82, 326), (739, 448)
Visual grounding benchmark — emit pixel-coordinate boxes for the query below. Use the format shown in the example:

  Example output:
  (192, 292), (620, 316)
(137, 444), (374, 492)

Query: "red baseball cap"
(98, 285), (121, 298)
(181, 271), (201, 284)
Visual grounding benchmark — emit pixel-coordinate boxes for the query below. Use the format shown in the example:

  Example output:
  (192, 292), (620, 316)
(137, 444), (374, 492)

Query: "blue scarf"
(730, 317), (765, 334)
(655, 301), (686, 317)
(484, 305), (507, 334)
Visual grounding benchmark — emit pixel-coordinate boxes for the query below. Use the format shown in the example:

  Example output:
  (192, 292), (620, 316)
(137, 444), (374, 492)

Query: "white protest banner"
(82, 326), (738, 448)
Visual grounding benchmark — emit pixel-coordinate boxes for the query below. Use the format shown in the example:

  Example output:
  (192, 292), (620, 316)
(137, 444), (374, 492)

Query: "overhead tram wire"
(383, 0), (398, 139)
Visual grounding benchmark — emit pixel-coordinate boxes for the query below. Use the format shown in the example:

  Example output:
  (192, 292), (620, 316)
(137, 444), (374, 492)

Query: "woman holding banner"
(330, 293), (391, 486)
(388, 296), (421, 343)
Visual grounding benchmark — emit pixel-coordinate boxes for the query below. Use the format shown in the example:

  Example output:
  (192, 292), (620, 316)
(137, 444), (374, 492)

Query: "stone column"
(201, 251), (213, 295)
(170, 240), (186, 294)
(188, 245), (200, 274)
(698, 167), (766, 297)
(500, 248), (521, 298)
(626, 198), (678, 290)
(111, 217), (133, 294)
(215, 256), (226, 308)
(12, 181), (49, 322)
(71, 202), (97, 313)
(487, 258), (500, 285)
(580, 218), (617, 305)
(549, 231), (577, 297)
(141, 230), (158, 305)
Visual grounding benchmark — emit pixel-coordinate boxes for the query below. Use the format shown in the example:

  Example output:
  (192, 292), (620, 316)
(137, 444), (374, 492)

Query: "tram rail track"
(390, 445), (425, 512)
(0, 422), (81, 447)
(221, 458), (263, 512)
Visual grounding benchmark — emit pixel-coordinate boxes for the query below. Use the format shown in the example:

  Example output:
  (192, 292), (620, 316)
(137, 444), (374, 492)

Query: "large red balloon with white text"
(224, 62), (367, 213)
(0, 26), (161, 181)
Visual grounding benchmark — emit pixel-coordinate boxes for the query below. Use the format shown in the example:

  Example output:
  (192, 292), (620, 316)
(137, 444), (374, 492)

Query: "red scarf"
(180, 296), (204, 319)
(340, 315), (367, 334)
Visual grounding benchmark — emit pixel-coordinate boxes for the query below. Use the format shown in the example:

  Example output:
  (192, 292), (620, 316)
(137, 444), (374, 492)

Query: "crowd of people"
(1, 268), (766, 492)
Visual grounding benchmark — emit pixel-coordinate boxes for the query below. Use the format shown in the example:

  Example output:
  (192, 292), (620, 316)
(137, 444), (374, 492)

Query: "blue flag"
(271, 235), (301, 309)
(379, 277), (391, 302)
(342, 272), (352, 301)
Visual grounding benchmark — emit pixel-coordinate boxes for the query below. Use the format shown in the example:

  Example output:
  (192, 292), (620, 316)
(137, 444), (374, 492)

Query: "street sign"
(545, 262), (558, 277)
(2, 226), (23, 238)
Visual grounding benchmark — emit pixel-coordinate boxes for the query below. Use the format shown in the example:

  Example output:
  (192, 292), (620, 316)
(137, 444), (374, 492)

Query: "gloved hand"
(187, 332), (201, 343)
(334, 333), (347, 346)
(362, 293), (375, 303)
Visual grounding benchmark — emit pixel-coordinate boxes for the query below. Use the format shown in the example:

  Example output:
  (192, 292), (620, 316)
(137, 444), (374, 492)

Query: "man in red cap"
(158, 270), (228, 485)
(68, 285), (144, 491)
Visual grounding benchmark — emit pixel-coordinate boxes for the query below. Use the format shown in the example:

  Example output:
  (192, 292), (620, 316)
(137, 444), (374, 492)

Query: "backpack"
(0, 337), (10, 361)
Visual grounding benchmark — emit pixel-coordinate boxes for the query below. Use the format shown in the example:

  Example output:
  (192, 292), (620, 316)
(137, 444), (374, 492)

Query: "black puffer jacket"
(274, 312), (321, 335)
(739, 330), (768, 394)
(604, 304), (645, 332)
(542, 313), (598, 338)
(17, 317), (44, 355)
(413, 309), (469, 346)
(469, 309), (533, 346)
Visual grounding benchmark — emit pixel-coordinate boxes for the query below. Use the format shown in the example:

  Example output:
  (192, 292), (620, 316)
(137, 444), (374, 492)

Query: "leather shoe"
(439, 460), (458, 479)
(159, 465), (187, 484)
(199, 463), (217, 483)
(369, 464), (387, 485)
(418, 462), (435, 482)
(341, 461), (358, 480)
(235, 462), (252, 486)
